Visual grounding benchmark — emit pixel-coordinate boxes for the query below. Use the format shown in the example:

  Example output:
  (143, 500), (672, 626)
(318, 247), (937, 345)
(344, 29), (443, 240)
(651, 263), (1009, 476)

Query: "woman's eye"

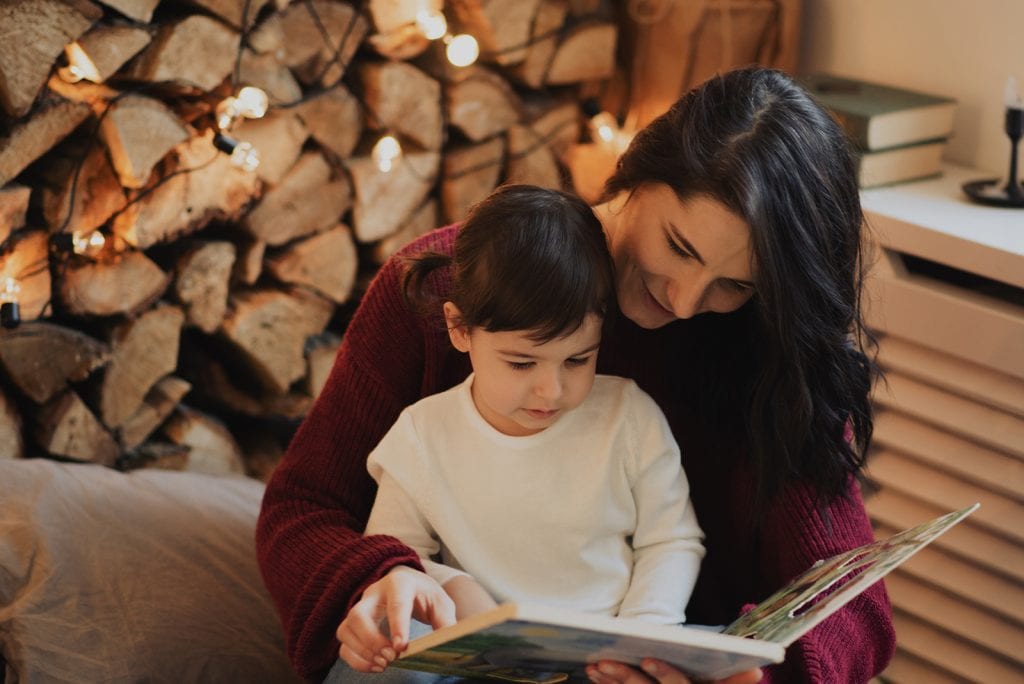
(725, 279), (754, 293)
(666, 235), (692, 259)
(508, 361), (533, 370)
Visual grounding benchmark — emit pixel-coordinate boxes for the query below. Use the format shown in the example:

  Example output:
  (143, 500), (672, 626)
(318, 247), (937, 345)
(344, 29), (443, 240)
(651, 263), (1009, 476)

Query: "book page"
(724, 503), (979, 646)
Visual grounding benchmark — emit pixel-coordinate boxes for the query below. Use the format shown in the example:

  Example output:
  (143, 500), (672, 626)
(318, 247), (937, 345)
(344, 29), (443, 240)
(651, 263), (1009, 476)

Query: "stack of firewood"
(0, 0), (619, 478)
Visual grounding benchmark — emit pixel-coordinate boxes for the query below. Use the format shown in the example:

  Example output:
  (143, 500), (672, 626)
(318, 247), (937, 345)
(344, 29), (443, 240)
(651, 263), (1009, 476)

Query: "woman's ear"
(443, 301), (471, 352)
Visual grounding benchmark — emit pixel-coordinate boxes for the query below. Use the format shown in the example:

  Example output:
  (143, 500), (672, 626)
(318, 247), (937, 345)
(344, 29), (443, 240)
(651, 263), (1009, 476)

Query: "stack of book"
(802, 73), (957, 189)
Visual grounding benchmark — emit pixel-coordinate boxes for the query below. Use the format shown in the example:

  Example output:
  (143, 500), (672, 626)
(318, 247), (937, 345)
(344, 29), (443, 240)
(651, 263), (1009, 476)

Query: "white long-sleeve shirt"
(365, 374), (705, 624)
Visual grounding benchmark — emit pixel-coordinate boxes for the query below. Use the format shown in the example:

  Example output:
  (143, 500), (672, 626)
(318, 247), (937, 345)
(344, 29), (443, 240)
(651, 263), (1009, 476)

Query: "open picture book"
(394, 504), (979, 682)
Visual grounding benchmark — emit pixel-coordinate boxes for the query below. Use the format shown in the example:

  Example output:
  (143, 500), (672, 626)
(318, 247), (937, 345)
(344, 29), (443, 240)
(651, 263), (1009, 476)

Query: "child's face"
(445, 307), (603, 437)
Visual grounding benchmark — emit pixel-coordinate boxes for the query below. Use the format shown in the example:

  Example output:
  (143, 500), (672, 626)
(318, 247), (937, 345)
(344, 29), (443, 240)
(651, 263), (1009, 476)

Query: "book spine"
(829, 110), (871, 149)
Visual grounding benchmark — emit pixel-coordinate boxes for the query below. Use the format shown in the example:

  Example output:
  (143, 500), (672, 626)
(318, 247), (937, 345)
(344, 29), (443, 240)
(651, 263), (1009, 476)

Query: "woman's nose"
(666, 280), (704, 320)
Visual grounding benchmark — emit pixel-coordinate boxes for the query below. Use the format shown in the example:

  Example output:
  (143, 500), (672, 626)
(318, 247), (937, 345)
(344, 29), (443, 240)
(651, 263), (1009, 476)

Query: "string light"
(444, 33), (479, 67)
(59, 42), (101, 83)
(216, 86), (269, 131)
(415, 9), (447, 40)
(53, 229), (107, 258)
(372, 134), (403, 173)
(0, 277), (21, 329)
(213, 132), (260, 172)
(581, 98), (632, 152)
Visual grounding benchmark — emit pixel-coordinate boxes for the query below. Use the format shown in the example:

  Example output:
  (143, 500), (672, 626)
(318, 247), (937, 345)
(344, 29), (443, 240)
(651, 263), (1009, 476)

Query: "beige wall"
(799, 0), (1024, 176)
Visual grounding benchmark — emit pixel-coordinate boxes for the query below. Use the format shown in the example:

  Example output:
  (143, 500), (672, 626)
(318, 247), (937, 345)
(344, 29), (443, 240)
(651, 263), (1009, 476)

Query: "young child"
(354, 184), (704, 671)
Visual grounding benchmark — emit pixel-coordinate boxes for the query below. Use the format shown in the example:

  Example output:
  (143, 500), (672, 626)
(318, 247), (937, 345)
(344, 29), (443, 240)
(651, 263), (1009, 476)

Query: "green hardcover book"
(856, 139), (946, 189)
(802, 74), (956, 151)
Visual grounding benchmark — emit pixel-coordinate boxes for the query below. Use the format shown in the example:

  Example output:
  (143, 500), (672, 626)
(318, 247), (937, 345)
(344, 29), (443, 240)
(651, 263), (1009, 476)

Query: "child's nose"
(534, 370), (562, 401)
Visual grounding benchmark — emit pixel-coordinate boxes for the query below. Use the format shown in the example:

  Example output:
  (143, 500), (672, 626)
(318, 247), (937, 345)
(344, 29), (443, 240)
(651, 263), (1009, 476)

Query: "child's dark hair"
(403, 184), (614, 342)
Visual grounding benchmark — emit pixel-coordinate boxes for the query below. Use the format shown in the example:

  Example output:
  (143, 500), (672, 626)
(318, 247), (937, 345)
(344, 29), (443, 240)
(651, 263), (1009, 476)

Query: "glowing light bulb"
(590, 111), (618, 143)
(0, 277), (21, 329)
(213, 133), (260, 172)
(236, 86), (269, 118)
(62, 41), (101, 83)
(216, 87), (269, 131)
(415, 9), (447, 40)
(73, 230), (106, 257)
(372, 134), (403, 173)
(445, 33), (479, 67)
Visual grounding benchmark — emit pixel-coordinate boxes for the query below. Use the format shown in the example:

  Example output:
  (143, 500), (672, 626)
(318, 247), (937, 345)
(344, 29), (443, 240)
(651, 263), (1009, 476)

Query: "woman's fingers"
(585, 659), (762, 684)
(338, 641), (382, 673)
(585, 660), (660, 683)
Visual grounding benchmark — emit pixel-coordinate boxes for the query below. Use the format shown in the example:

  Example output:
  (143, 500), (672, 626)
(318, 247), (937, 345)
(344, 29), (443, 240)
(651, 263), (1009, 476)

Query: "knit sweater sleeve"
(758, 476), (895, 683)
(255, 229), (456, 680)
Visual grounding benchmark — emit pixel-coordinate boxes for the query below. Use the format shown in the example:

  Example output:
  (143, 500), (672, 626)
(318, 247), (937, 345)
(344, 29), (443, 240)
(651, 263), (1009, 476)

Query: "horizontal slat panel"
(884, 572), (1023, 663)
(873, 371), (1024, 459)
(865, 251), (1024, 379)
(882, 650), (969, 684)
(873, 410), (1024, 501)
(866, 489), (1024, 583)
(875, 523), (1024, 624)
(891, 611), (1023, 682)
(875, 333), (1024, 418)
(868, 449), (1024, 543)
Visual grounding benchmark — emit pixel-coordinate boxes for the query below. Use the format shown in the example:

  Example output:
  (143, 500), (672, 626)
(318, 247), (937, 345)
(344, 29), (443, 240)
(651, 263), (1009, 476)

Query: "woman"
(256, 66), (895, 683)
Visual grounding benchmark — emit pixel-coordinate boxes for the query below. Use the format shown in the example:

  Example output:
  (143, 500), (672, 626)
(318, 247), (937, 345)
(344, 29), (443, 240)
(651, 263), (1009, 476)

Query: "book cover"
(856, 139), (946, 189)
(802, 73), (956, 151)
(395, 504), (978, 682)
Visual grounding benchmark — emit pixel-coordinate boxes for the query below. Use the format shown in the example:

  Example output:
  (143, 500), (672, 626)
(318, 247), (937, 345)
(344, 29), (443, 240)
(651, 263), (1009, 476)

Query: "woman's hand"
(336, 565), (456, 672)
(585, 659), (763, 684)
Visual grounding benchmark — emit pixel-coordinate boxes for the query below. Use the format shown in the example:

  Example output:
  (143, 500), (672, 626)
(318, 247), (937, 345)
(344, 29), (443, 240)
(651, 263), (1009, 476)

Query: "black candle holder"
(963, 105), (1024, 208)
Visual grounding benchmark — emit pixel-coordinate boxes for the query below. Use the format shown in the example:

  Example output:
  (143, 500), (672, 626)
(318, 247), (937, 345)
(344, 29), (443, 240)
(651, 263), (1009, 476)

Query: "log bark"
(93, 0), (159, 22)
(42, 141), (127, 235)
(522, 98), (581, 161)
(446, 67), (521, 143)
(251, 1), (369, 87)
(348, 150), (440, 243)
(294, 85), (362, 159)
(118, 441), (190, 471)
(173, 241), (237, 333)
(100, 94), (189, 189)
(265, 224), (357, 303)
(505, 123), (563, 189)
(99, 303), (185, 428)
(233, 239), (265, 286)
(244, 151), (351, 246)
(232, 111), (307, 185)
(65, 24), (151, 83)
(0, 185), (31, 245)
(128, 14), (238, 91)
(305, 331), (341, 399)
(220, 288), (334, 395)
(112, 130), (261, 249)
(58, 250), (170, 317)
(367, 0), (441, 34)
(0, 96), (92, 187)
(35, 390), (119, 466)
(0, 388), (23, 459)
(544, 21), (616, 84)
(238, 49), (304, 105)
(507, 0), (568, 88)
(441, 137), (504, 224)
(162, 405), (245, 475)
(371, 198), (438, 266)
(118, 375), (192, 451)
(361, 61), (443, 151)
(448, 0), (543, 66)
(0, 321), (110, 404)
(1, 231), (52, 322)
(195, 356), (312, 419)
(0, 0), (101, 117)
(181, 0), (271, 29)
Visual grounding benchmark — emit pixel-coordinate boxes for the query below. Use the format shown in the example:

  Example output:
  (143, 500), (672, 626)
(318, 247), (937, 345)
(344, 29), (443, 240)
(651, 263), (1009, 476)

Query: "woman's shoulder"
(394, 223), (459, 259)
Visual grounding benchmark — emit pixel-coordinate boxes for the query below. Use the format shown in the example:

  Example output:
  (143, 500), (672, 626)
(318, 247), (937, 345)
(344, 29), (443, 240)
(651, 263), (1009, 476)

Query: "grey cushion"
(0, 459), (301, 683)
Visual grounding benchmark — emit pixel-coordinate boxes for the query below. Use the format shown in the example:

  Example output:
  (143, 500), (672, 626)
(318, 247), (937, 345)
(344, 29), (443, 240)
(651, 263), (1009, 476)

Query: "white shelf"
(861, 163), (1024, 288)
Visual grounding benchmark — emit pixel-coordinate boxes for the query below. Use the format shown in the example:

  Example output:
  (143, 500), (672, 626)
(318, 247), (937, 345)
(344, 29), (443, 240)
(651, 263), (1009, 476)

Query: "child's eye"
(565, 356), (591, 368)
(508, 361), (533, 370)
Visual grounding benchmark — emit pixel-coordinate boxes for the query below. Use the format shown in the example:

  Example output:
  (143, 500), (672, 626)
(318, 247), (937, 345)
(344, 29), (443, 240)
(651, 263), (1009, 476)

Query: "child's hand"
(336, 565), (456, 672)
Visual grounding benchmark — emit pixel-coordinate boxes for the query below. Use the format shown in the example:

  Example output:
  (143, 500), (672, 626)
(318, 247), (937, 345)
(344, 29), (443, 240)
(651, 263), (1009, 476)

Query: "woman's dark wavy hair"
(403, 184), (615, 342)
(603, 66), (877, 509)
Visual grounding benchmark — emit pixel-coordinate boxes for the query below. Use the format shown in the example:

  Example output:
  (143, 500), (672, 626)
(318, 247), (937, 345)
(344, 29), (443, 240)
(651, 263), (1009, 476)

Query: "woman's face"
(603, 184), (757, 329)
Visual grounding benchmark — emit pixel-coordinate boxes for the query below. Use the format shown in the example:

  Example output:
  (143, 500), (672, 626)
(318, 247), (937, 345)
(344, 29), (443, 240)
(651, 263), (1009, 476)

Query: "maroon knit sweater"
(256, 226), (895, 682)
